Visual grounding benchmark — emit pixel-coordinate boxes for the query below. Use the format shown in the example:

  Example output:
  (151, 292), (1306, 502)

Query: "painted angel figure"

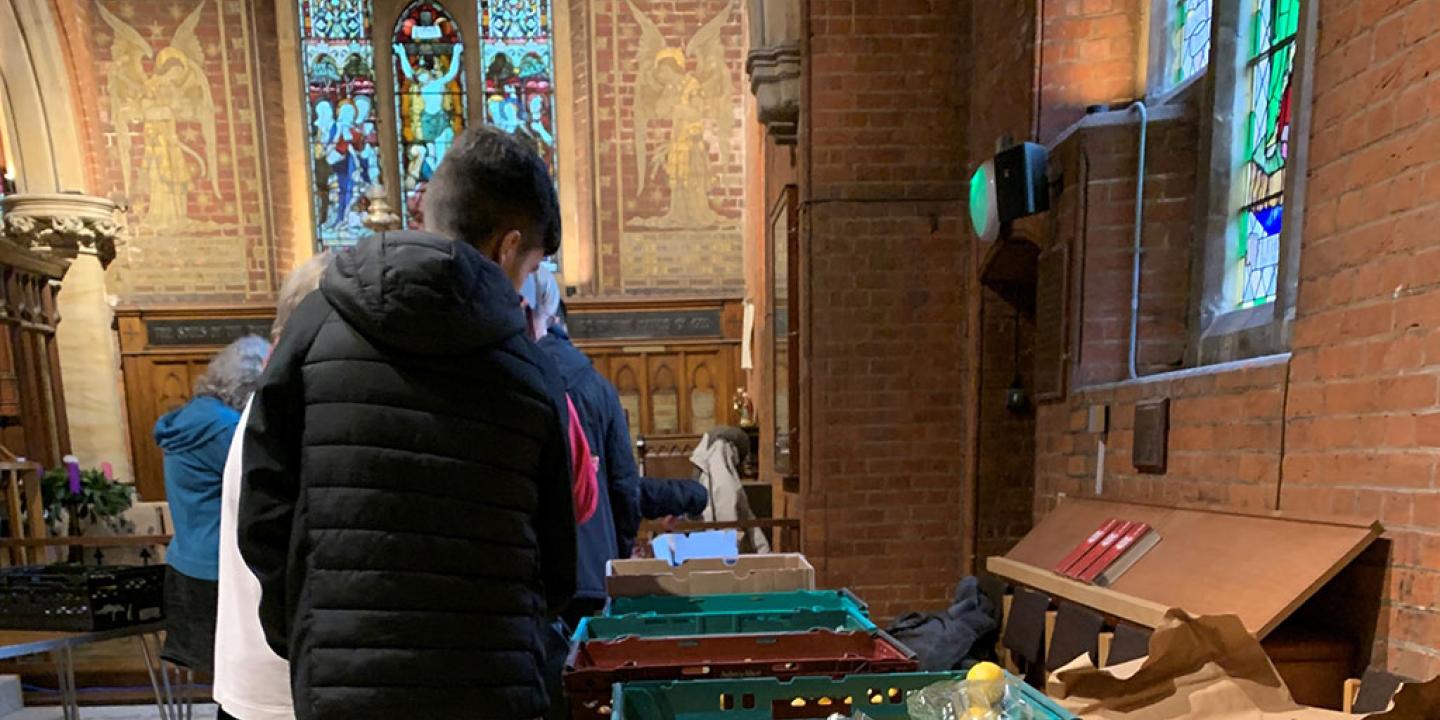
(627, 0), (737, 229)
(97, 1), (220, 230)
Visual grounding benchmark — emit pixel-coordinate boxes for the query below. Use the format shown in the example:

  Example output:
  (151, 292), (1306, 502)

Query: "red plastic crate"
(564, 629), (917, 696)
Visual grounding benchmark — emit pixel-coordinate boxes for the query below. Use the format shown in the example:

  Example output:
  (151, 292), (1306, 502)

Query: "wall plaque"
(146, 318), (274, 347)
(1133, 398), (1170, 474)
(569, 310), (723, 340)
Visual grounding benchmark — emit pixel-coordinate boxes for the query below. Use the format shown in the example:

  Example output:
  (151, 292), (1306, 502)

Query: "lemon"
(966, 662), (1005, 683)
(966, 661), (1007, 706)
(965, 707), (995, 720)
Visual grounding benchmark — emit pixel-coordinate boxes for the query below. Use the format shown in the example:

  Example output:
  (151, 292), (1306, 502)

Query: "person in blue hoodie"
(155, 334), (270, 676)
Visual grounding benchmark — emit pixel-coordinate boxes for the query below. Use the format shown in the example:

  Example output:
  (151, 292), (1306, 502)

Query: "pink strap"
(566, 395), (598, 524)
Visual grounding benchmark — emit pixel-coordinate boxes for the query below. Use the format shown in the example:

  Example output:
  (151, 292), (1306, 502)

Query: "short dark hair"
(423, 126), (560, 255)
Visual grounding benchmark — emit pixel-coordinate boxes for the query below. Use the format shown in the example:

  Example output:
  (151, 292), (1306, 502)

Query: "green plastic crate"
(576, 607), (875, 643)
(610, 671), (1077, 720)
(606, 589), (870, 618)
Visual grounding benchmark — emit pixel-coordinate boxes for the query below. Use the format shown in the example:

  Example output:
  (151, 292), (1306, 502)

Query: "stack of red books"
(1052, 518), (1161, 586)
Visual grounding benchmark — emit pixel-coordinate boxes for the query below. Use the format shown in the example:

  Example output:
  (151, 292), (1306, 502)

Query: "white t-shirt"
(213, 401), (296, 720)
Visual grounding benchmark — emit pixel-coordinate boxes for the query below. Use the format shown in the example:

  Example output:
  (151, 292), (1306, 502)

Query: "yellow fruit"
(967, 662), (1004, 683)
(966, 661), (1007, 706)
(965, 707), (995, 720)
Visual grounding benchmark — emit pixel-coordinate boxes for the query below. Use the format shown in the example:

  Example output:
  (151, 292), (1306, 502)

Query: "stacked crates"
(562, 554), (1078, 720)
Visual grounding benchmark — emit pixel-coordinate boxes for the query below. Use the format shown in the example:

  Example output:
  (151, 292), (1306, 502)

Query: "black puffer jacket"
(238, 231), (576, 720)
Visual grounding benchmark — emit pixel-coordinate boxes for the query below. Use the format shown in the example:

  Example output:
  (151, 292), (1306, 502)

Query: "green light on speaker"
(969, 160), (998, 242)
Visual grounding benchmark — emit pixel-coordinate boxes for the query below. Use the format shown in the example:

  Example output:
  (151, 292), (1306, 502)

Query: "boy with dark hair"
(239, 126), (576, 720)
(424, 124), (561, 277)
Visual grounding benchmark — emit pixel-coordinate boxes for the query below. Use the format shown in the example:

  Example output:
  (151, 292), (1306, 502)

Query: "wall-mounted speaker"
(994, 142), (1050, 223)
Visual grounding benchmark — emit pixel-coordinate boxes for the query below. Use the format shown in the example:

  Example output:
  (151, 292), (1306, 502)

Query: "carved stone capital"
(746, 0), (802, 145)
(0, 193), (123, 268)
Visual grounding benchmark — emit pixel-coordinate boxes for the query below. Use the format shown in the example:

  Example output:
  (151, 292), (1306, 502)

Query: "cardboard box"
(605, 554), (815, 597)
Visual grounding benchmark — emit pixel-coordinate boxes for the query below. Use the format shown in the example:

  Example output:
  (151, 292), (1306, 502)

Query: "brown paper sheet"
(1045, 611), (1439, 720)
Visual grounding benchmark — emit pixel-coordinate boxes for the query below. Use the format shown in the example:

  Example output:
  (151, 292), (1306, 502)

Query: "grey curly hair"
(193, 335), (271, 410)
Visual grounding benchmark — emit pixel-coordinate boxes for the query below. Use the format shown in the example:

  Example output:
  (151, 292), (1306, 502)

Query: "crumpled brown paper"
(1044, 611), (1439, 720)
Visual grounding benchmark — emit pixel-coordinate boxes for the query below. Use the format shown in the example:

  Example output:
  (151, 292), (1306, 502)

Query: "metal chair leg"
(160, 662), (178, 720)
(136, 635), (171, 720)
(184, 668), (194, 720)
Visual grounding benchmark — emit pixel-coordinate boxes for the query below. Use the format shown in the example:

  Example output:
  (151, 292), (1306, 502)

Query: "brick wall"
(800, 0), (970, 620)
(1280, 0), (1440, 679)
(1038, 0), (1144, 142)
(977, 287), (1038, 561)
(982, 0), (1440, 679)
(1035, 358), (1287, 515)
(1055, 113), (1198, 385)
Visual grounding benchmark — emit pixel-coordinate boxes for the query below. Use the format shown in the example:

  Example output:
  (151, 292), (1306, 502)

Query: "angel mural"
(97, 1), (220, 230)
(627, 0), (738, 230)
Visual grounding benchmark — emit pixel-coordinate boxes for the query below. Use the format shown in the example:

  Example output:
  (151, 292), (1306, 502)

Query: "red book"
(1053, 519), (1119, 575)
(1067, 521), (1134, 580)
(1079, 522), (1152, 584)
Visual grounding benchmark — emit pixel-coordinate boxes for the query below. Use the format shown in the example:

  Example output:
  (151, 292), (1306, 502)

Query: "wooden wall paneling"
(686, 350), (725, 435)
(40, 283), (69, 455)
(114, 305), (275, 500)
(609, 355), (648, 443)
(648, 355), (682, 435)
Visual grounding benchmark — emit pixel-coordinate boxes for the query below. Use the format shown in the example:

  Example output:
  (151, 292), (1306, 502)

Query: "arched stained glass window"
(392, 1), (468, 229)
(298, 0), (383, 248)
(479, 0), (558, 180)
(1236, 0), (1299, 308)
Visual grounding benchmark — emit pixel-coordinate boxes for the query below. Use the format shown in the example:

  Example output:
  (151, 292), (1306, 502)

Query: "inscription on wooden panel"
(691, 388), (716, 435)
(1034, 242), (1070, 401)
(147, 319), (274, 347)
(569, 310), (723, 340)
(652, 389), (680, 434)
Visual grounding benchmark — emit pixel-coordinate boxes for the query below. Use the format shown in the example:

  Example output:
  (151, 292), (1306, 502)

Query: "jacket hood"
(154, 395), (239, 453)
(538, 328), (592, 390)
(321, 231), (526, 355)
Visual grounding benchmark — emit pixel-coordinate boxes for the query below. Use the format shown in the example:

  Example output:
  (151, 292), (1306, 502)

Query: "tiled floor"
(2, 705), (218, 720)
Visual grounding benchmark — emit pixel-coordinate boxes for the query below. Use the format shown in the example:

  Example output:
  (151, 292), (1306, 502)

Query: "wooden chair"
(1002, 587), (1051, 687)
(635, 434), (701, 479)
(1344, 668), (1410, 714)
(1, 461), (49, 565)
(1047, 601), (1105, 672)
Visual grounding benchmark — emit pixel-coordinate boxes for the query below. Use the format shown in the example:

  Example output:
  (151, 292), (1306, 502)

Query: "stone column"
(746, 0), (801, 145)
(1, 193), (128, 481)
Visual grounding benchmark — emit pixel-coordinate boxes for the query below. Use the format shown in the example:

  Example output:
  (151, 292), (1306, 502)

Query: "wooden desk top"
(992, 496), (1381, 638)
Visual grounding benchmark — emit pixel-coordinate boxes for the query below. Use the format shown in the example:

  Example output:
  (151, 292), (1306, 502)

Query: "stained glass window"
(298, 0), (382, 248)
(1164, 0), (1212, 89)
(392, 1), (467, 229)
(1236, 0), (1299, 307)
(479, 0), (558, 180)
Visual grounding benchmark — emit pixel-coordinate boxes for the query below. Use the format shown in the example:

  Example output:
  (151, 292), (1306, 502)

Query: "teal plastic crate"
(575, 606), (875, 643)
(610, 671), (1077, 720)
(606, 589), (869, 618)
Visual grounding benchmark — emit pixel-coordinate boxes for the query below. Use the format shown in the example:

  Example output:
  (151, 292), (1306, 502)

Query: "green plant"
(39, 467), (136, 536)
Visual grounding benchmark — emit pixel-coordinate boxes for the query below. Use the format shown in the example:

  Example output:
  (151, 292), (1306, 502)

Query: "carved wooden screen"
(115, 304), (276, 500)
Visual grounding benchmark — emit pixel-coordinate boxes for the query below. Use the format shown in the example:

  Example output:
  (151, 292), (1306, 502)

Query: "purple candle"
(64, 456), (81, 495)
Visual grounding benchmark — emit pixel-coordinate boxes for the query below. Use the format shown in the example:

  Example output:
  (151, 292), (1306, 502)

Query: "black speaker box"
(995, 142), (1049, 223)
